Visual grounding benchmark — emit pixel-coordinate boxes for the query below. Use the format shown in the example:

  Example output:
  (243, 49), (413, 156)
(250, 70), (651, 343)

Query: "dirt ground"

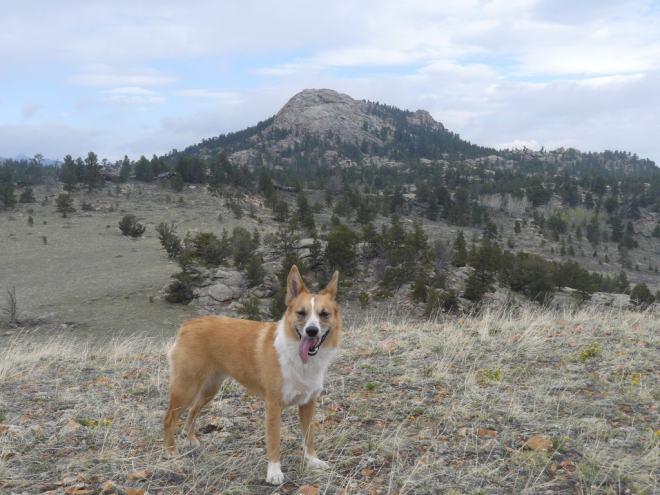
(0, 183), (267, 338)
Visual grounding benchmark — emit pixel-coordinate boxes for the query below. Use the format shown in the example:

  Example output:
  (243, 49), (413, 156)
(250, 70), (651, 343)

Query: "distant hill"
(170, 88), (492, 166)
(168, 88), (657, 180)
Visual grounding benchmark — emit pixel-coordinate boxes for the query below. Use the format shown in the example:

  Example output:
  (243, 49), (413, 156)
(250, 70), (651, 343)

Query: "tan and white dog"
(164, 265), (341, 485)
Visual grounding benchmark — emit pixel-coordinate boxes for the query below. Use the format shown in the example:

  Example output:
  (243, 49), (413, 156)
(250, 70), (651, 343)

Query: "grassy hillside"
(1, 307), (657, 494)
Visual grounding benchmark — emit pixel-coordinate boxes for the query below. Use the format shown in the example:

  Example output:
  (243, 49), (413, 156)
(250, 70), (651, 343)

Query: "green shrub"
(438, 290), (459, 313)
(170, 173), (184, 192)
(269, 288), (286, 319)
(0, 182), (16, 209)
(579, 343), (601, 362)
(231, 226), (259, 269)
(630, 283), (654, 307)
(358, 291), (370, 309)
(165, 270), (197, 303)
(464, 271), (490, 301)
(237, 296), (263, 321)
(19, 187), (35, 203)
(425, 289), (459, 316)
(155, 222), (182, 259)
(479, 368), (503, 383)
(411, 273), (428, 303)
(325, 224), (358, 275)
(55, 193), (75, 217)
(451, 230), (468, 267)
(189, 231), (230, 266)
(245, 255), (265, 287)
(118, 214), (146, 238)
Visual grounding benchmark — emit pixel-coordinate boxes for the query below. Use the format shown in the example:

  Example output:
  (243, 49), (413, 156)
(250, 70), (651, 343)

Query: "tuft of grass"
(629, 371), (642, 385)
(578, 342), (601, 362)
(478, 367), (503, 383)
(75, 417), (112, 427)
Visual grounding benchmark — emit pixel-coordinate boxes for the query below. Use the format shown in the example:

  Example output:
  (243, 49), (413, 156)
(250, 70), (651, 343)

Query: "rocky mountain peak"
(271, 88), (447, 148)
(408, 109), (445, 131)
(272, 88), (382, 144)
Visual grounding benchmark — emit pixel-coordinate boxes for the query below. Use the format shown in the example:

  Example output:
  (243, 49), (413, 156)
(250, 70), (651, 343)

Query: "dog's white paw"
(184, 436), (201, 449)
(306, 455), (329, 470)
(163, 447), (177, 459)
(266, 462), (284, 485)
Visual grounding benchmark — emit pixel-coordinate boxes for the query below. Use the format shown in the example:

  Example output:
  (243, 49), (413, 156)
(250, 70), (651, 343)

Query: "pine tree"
(630, 283), (654, 307)
(0, 182), (16, 209)
(55, 193), (75, 218)
(586, 215), (600, 247)
(83, 151), (103, 190)
(426, 195), (439, 221)
(245, 255), (266, 287)
(609, 216), (623, 243)
(464, 270), (488, 301)
(296, 192), (316, 233)
(325, 224), (358, 275)
(60, 155), (78, 192)
(411, 273), (428, 303)
(119, 155), (131, 182)
(451, 230), (468, 267)
(619, 221), (638, 250)
(134, 155), (153, 182)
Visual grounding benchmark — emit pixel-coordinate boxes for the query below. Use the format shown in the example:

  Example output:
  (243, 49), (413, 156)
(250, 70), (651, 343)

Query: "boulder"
(297, 238), (317, 249)
(252, 275), (278, 298)
(549, 288), (582, 310)
(590, 292), (631, 309)
(212, 269), (246, 288)
(205, 283), (239, 302)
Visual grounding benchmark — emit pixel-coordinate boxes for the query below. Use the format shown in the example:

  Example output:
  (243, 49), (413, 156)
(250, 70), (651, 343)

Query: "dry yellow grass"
(1, 307), (658, 494)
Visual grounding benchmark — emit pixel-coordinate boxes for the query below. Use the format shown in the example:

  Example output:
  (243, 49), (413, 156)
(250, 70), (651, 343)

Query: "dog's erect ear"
(321, 271), (339, 300)
(286, 265), (307, 305)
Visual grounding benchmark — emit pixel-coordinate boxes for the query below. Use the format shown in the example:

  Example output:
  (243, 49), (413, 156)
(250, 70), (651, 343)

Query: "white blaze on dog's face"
(283, 266), (341, 364)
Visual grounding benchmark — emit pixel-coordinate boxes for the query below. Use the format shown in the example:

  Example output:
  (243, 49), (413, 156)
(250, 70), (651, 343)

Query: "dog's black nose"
(306, 326), (319, 337)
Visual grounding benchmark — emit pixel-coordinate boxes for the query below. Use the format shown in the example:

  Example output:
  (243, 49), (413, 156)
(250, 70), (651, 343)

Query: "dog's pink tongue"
(298, 336), (316, 364)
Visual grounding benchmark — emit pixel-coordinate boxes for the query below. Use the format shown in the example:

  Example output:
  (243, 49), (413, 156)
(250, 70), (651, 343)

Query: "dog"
(164, 265), (341, 485)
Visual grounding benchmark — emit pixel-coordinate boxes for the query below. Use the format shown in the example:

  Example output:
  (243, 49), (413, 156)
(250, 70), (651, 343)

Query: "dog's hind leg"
(184, 372), (226, 448)
(164, 362), (203, 455)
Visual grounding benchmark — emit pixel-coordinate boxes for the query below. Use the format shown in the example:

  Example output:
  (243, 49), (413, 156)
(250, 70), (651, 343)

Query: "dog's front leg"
(265, 401), (284, 485)
(299, 400), (329, 469)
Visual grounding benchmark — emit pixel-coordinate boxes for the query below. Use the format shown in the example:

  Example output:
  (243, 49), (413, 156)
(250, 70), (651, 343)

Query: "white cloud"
(0, 0), (659, 163)
(172, 89), (243, 104)
(70, 64), (177, 87)
(103, 87), (165, 105)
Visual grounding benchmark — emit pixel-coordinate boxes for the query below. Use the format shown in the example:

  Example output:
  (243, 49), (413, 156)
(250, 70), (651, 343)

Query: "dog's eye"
(296, 309), (307, 317)
(319, 310), (329, 319)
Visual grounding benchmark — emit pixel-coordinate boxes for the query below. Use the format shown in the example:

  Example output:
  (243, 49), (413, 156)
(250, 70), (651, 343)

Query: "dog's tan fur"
(164, 266), (341, 484)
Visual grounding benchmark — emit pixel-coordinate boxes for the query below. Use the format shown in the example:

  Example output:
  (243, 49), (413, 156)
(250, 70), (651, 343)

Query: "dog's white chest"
(274, 322), (336, 406)
(280, 363), (324, 406)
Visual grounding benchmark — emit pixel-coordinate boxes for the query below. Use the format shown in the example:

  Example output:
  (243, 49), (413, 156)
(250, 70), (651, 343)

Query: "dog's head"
(282, 265), (342, 363)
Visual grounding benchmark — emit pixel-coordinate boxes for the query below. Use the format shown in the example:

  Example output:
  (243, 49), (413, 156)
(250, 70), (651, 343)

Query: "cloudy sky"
(1, 0), (659, 163)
